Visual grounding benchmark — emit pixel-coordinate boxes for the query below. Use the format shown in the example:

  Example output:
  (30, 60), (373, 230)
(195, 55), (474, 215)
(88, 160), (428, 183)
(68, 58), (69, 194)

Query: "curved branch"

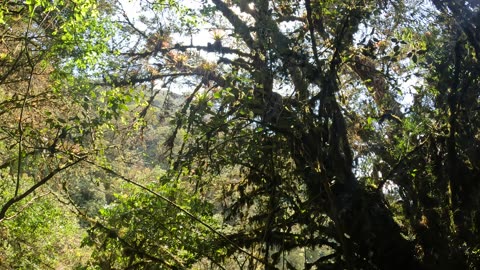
(0, 157), (85, 222)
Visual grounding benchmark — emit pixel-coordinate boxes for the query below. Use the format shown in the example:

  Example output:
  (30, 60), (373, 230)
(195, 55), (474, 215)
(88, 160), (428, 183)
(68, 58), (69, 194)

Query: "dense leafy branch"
(85, 159), (273, 267)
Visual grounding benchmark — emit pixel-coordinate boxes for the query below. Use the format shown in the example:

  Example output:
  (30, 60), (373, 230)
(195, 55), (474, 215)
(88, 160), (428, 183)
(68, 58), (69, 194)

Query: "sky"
(119, 0), (213, 45)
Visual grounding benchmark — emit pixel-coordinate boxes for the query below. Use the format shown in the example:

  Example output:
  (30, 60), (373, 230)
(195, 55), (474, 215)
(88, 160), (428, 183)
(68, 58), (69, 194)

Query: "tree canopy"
(1, 0), (479, 269)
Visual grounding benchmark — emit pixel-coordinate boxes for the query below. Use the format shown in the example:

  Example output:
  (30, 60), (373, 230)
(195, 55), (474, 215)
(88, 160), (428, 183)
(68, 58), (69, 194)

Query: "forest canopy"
(1, 0), (479, 269)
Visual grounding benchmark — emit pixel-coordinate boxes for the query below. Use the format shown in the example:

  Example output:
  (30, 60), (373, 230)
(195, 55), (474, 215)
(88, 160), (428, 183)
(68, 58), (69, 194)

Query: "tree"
(162, 0), (423, 268)
(85, 0), (480, 269)
(2, 0), (479, 269)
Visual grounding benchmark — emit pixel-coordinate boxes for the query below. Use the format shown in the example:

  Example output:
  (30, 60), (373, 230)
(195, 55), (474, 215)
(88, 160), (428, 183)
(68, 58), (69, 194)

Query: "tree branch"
(211, 0), (255, 50)
(0, 157), (85, 222)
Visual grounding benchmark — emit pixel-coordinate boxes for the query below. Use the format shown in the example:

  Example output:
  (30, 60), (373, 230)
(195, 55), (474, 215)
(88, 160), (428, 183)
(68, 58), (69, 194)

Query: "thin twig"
(15, 9), (37, 197)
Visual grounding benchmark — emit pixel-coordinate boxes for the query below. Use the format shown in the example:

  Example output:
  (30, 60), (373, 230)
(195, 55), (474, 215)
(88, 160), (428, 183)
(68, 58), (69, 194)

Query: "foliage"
(1, 0), (480, 269)
(82, 174), (222, 269)
(0, 195), (91, 268)
(0, 0), (118, 268)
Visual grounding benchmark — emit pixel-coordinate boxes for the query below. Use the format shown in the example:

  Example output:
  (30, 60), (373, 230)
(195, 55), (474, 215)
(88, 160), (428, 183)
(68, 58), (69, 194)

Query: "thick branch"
(211, 0), (256, 50)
